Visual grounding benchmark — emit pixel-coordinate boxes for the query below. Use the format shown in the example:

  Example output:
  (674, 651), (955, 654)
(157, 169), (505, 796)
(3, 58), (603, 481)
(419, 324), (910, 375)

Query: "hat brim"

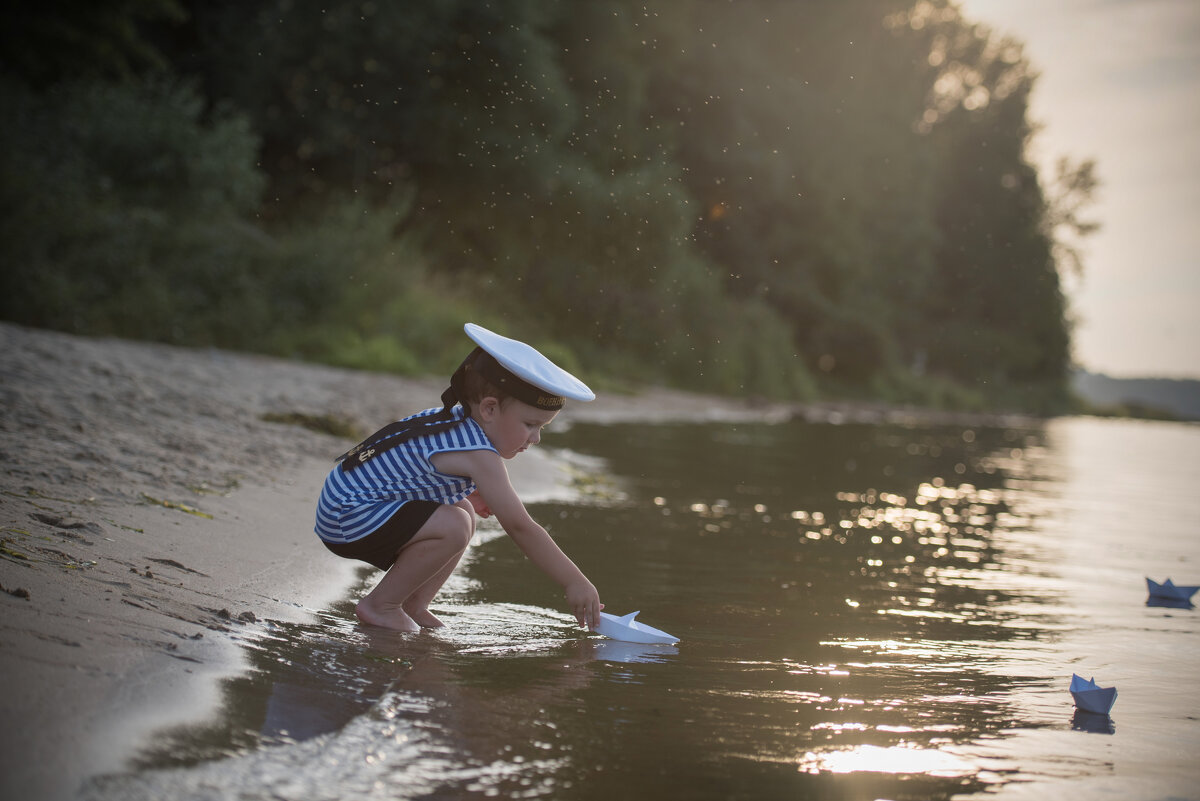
(464, 323), (595, 402)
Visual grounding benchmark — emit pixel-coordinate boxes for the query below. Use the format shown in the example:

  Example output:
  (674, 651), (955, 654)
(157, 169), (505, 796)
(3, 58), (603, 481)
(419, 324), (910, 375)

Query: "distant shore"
(0, 322), (1041, 800)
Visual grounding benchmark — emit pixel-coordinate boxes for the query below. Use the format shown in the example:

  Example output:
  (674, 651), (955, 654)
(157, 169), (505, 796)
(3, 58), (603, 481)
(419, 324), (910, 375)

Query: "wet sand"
(0, 322), (1038, 800)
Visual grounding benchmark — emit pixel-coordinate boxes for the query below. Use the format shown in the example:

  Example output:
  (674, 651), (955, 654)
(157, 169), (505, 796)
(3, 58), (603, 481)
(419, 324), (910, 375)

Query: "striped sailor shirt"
(314, 406), (496, 544)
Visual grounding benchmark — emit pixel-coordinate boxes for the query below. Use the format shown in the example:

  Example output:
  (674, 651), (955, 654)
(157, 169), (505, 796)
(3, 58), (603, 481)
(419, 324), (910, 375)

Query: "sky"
(956, 0), (1200, 379)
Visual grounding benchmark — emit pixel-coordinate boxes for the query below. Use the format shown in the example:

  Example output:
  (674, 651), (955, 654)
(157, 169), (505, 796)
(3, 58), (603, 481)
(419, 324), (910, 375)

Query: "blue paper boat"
(1146, 577), (1199, 603)
(1069, 674), (1117, 715)
(593, 611), (678, 644)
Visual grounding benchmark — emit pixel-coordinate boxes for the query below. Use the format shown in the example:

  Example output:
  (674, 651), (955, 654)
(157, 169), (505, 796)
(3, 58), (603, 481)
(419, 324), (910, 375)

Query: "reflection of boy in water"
(315, 324), (603, 633)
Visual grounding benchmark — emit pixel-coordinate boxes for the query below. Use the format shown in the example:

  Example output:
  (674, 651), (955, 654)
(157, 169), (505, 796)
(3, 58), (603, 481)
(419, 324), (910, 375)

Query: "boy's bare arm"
(432, 449), (602, 627)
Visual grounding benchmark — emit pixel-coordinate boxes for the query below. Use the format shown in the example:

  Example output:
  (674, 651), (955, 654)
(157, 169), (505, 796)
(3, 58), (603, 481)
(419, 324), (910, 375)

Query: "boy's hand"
(566, 580), (603, 630)
(466, 491), (492, 518)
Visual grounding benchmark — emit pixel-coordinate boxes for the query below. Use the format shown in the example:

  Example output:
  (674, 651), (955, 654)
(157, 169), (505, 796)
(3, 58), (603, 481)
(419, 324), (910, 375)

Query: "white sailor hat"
(460, 323), (594, 409)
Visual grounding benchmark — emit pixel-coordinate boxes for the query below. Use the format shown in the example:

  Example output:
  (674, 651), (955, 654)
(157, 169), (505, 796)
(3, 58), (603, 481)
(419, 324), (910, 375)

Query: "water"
(82, 415), (1200, 800)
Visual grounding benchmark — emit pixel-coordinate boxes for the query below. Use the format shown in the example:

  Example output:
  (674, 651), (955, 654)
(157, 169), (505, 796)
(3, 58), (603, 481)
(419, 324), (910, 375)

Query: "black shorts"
(322, 500), (441, 571)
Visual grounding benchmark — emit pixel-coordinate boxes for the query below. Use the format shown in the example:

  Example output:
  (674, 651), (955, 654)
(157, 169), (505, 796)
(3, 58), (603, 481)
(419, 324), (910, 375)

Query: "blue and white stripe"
(314, 406), (496, 543)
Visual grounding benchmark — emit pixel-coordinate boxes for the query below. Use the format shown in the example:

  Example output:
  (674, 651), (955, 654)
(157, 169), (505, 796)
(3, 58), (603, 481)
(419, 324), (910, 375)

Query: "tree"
(912, 4), (1072, 401)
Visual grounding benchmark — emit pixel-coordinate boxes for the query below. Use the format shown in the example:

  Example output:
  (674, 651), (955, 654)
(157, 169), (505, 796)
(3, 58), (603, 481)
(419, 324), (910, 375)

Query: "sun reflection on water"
(798, 743), (978, 777)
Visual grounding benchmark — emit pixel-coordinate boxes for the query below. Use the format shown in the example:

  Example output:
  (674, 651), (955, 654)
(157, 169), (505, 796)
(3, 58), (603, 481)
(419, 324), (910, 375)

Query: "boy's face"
(476, 396), (559, 459)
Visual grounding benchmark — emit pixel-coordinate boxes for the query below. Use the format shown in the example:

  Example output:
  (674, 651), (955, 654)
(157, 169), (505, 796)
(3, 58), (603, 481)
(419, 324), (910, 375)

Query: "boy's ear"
(477, 395), (501, 419)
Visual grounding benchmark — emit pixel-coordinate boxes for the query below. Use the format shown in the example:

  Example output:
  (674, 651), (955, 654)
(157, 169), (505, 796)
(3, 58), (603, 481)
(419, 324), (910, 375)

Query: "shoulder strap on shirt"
(337, 356), (479, 472)
(337, 414), (460, 472)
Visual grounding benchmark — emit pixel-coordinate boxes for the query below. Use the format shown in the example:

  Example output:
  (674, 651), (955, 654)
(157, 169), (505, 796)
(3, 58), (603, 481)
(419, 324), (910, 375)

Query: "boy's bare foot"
(403, 605), (445, 628)
(355, 599), (420, 633)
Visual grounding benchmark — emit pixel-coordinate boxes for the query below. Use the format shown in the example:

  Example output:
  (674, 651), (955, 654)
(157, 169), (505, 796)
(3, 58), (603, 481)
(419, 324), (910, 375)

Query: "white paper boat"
(1146, 577), (1199, 603)
(1069, 673), (1117, 715)
(593, 611), (678, 644)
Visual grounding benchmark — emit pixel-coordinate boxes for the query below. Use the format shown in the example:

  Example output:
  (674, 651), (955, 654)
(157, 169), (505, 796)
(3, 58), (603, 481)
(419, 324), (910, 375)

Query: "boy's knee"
(455, 498), (478, 535)
(439, 504), (473, 550)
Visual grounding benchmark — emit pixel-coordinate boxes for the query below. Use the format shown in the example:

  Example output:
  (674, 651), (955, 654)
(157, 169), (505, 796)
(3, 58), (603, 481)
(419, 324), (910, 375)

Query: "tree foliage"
(0, 0), (1096, 411)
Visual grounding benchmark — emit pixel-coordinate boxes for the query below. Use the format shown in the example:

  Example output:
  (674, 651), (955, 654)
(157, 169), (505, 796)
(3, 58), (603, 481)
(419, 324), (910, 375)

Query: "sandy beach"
(0, 322), (819, 801)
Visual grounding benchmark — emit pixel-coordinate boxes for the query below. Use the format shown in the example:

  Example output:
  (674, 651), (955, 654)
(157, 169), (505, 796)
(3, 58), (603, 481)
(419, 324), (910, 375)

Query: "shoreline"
(0, 322), (1039, 800)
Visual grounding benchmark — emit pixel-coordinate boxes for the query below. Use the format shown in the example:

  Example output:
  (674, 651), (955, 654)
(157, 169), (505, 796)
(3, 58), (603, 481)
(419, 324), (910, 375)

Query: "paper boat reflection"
(1071, 708), (1115, 734)
(1069, 673), (1117, 715)
(1146, 577), (1199, 604)
(591, 639), (679, 664)
(593, 611), (679, 644)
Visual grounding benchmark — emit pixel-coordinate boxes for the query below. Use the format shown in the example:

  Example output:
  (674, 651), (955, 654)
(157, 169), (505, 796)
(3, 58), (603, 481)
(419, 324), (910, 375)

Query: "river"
(82, 414), (1200, 800)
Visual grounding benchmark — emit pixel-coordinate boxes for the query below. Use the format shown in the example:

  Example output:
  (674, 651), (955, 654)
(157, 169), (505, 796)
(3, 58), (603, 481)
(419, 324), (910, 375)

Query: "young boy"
(315, 323), (603, 633)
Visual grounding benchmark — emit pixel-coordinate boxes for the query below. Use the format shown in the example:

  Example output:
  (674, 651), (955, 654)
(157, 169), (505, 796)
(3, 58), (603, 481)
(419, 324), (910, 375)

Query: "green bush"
(0, 75), (266, 339)
(675, 295), (818, 400)
(0, 75), (485, 374)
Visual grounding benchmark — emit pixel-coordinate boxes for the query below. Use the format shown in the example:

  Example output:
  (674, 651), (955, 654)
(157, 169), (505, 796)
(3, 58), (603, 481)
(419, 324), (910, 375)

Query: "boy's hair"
(459, 358), (511, 414)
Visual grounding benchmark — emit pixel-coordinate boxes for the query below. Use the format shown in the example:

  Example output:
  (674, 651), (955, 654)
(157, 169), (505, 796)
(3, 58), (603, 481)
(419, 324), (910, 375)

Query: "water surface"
(83, 415), (1200, 800)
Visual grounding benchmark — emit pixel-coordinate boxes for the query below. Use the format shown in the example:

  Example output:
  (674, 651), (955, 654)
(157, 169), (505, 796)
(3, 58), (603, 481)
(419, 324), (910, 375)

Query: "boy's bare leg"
(356, 502), (473, 632)
(402, 498), (474, 627)
(402, 549), (465, 627)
